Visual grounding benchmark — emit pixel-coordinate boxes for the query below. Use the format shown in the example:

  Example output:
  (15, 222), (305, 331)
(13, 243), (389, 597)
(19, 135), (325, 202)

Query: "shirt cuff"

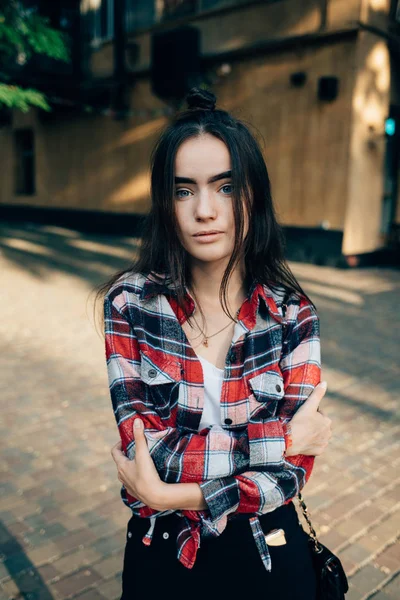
(248, 417), (286, 469)
(198, 477), (240, 522)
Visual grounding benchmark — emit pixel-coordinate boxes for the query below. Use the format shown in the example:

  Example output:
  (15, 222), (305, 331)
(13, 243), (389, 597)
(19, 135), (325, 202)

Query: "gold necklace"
(191, 308), (240, 347)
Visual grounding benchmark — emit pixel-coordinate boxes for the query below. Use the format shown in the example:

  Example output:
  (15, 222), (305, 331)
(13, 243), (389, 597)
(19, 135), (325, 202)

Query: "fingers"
(134, 418), (143, 432)
(118, 469), (135, 498)
(111, 440), (122, 460)
(112, 442), (132, 489)
(133, 419), (148, 456)
(302, 381), (328, 412)
(111, 440), (127, 465)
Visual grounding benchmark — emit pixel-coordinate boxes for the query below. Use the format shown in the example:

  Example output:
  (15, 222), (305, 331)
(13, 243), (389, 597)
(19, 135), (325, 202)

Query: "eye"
(175, 189), (191, 198)
(220, 184), (233, 195)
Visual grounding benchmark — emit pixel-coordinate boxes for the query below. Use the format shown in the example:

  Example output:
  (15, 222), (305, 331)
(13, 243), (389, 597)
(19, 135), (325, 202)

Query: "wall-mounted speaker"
(290, 72), (307, 87)
(151, 26), (201, 100)
(318, 76), (339, 102)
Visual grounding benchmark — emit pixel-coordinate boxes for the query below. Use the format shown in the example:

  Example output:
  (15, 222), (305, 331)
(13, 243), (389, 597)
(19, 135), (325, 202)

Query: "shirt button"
(276, 384), (282, 392)
(127, 532), (132, 538)
(224, 418), (233, 425)
(148, 369), (157, 378)
(162, 532), (169, 539)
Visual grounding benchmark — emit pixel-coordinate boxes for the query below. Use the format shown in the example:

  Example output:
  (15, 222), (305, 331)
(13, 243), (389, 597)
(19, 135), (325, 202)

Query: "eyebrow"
(174, 170), (232, 185)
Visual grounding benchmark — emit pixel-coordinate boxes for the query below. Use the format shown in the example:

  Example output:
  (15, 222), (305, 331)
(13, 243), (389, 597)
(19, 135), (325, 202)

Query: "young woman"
(97, 87), (332, 599)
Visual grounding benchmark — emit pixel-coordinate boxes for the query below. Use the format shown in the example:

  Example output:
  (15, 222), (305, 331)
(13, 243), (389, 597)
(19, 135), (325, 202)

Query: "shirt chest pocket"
(248, 370), (285, 420)
(140, 352), (182, 421)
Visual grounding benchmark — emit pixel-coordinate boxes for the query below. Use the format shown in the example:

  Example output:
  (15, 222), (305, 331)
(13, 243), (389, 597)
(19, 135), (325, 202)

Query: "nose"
(194, 189), (217, 221)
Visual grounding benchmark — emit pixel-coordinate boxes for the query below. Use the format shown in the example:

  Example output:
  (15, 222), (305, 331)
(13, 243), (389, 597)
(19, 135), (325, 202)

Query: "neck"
(188, 258), (247, 314)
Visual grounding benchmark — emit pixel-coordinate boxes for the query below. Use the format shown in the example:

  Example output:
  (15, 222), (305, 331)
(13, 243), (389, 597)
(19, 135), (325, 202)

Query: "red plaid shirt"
(104, 271), (321, 572)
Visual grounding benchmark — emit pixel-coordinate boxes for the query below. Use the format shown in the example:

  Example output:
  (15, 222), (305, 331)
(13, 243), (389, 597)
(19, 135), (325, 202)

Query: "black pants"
(121, 501), (317, 599)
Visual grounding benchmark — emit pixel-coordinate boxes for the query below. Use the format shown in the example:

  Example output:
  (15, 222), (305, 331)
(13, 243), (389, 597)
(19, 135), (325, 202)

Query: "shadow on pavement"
(0, 520), (54, 599)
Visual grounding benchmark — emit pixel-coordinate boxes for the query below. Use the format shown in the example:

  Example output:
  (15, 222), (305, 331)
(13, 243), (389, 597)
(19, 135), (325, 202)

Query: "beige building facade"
(1, 0), (399, 261)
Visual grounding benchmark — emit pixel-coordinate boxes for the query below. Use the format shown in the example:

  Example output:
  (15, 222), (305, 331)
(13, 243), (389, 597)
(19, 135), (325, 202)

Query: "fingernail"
(320, 381), (327, 388)
(134, 419), (142, 429)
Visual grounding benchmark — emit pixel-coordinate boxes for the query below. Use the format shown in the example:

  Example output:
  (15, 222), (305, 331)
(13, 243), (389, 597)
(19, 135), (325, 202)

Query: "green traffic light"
(385, 118), (396, 136)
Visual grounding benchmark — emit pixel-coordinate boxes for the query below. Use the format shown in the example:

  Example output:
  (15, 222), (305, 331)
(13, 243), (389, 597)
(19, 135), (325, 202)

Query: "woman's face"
(174, 133), (248, 266)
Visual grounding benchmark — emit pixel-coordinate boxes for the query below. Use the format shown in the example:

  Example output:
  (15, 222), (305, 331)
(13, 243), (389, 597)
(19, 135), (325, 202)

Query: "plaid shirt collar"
(139, 271), (284, 331)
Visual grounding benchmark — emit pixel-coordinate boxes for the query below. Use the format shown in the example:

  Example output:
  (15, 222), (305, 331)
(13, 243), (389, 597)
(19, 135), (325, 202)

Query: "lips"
(193, 231), (223, 236)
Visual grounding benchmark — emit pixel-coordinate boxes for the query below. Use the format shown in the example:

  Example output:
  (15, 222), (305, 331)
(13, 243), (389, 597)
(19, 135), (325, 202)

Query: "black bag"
(281, 293), (349, 599)
(298, 492), (349, 600)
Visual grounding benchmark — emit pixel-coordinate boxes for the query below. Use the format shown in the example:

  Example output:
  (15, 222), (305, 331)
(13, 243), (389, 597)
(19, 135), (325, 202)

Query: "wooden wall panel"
(342, 34), (391, 254)
(217, 39), (356, 229)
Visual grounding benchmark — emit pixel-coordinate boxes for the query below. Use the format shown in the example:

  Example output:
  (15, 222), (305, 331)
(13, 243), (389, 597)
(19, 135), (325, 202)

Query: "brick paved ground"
(0, 221), (399, 600)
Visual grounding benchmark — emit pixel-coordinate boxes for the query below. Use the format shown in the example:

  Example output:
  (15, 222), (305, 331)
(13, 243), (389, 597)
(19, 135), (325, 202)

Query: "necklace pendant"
(203, 338), (208, 347)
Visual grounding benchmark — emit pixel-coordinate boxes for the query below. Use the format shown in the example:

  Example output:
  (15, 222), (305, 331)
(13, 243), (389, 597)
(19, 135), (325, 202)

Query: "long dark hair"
(93, 86), (315, 333)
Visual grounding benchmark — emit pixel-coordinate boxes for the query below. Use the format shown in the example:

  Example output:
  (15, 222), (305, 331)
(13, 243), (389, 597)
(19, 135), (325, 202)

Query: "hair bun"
(186, 87), (216, 111)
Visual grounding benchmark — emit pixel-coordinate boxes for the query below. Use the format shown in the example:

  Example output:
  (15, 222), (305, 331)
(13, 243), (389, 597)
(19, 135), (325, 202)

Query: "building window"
(125, 0), (156, 32)
(125, 0), (259, 33)
(388, 0), (400, 22)
(200, 0), (245, 9)
(83, 0), (114, 45)
(157, 0), (197, 21)
(14, 129), (35, 195)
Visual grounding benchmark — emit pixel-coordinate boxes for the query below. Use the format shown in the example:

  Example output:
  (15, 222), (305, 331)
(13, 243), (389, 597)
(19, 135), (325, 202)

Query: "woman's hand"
(111, 419), (168, 511)
(286, 381), (333, 457)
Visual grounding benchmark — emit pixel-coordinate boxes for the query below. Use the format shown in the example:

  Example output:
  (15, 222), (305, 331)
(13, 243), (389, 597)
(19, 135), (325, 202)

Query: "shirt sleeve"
(198, 295), (321, 521)
(104, 289), (288, 487)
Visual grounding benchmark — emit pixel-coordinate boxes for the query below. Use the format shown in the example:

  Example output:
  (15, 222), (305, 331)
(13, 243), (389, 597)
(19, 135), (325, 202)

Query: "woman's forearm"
(159, 482), (208, 511)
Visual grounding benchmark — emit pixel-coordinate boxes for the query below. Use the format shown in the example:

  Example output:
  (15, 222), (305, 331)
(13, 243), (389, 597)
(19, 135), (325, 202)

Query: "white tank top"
(198, 321), (246, 430)
(198, 355), (224, 429)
